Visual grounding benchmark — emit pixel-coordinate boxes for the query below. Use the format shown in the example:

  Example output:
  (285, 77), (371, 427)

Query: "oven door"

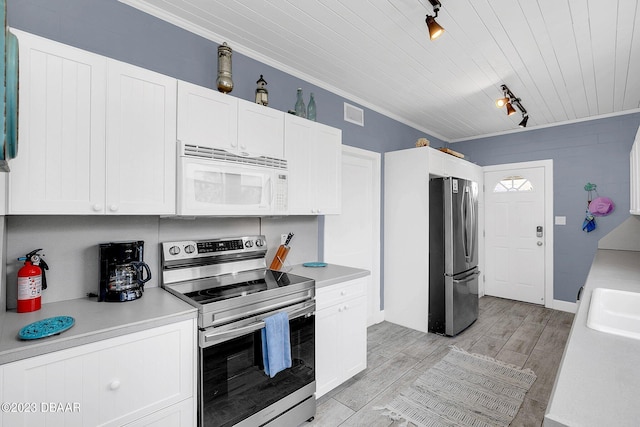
(199, 303), (315, 427)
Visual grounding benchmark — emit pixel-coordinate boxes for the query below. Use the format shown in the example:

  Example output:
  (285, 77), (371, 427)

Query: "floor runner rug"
(378, 346), (537, 427)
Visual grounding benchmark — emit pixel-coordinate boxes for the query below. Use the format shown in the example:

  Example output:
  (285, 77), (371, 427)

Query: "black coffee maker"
(99, 241), (151, 302)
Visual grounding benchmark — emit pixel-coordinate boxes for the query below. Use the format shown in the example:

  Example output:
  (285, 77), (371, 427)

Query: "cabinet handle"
(344, 304), (349, 311)
(341, 290), (346, 296)
(109, 204), (119, 212)
(109, 379), (121, 390)
(92, 204), (103, 212)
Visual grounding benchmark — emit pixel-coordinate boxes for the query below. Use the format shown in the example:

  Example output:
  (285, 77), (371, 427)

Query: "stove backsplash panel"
(4, 215), (319, 310)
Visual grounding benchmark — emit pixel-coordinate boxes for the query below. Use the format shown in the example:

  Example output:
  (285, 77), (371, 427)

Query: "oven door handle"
(202, 303), (315, 346)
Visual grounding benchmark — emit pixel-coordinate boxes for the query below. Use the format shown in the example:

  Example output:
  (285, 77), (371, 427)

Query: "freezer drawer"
(429, 268), (479, 336)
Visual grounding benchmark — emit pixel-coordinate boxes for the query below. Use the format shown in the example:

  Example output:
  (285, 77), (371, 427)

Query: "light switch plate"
(555, 216), (566, 225)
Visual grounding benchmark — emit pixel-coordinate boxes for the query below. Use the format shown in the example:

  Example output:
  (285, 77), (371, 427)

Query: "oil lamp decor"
(216, 42), (233, 93)
(255, 75), (268, 106)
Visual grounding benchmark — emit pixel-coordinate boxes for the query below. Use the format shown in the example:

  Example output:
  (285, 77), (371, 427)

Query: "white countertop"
(545, 249), (640, 427)
(0, 287), (197, 365)
(289, 263), (370, 289)
(0, 264), (368, 366)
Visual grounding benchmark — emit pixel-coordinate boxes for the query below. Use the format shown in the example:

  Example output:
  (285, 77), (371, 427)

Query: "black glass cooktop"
(184, 279), (267, 303)
(178, 270), (311, 306)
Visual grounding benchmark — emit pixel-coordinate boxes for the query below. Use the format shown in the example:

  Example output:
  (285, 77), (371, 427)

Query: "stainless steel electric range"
(161, 235), (316, 427)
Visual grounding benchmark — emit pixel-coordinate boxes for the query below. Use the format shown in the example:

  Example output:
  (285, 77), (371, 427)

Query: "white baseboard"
(552, 299), (577, 313)
(369, 310), (385, 327)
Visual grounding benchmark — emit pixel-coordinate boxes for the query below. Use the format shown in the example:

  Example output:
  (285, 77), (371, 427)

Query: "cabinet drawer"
(1, 319), (195, 427)
(316, 278), (366, 310)
(123, 398), (195, 427)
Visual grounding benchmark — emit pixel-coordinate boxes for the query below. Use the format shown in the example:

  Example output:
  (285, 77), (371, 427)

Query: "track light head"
(496, 84), (530, 126)
(425, 0), (445, 40)
(518, 115), (529, 128)
(426, 15), (445, 40)
(495, 97), (509, 108)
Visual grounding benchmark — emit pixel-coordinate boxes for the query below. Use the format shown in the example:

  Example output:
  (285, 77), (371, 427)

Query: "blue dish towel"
(261, 312), (292, 378)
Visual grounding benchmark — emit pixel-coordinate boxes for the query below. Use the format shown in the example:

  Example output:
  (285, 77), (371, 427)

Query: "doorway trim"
(483, 159), (554, 309)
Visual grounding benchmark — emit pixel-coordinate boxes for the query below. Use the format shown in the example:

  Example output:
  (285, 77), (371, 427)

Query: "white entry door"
(324, 146), (382, 326)
(484, 161), (553, 305)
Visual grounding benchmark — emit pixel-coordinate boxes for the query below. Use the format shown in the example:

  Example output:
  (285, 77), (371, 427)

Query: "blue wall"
(452, 113), (640, 302)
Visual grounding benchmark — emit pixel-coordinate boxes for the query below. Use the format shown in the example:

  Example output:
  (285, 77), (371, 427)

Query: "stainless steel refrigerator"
(429, 176), (479, 336)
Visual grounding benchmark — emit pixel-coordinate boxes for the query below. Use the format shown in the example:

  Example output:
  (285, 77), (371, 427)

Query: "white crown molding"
(450, 108), (640, 144)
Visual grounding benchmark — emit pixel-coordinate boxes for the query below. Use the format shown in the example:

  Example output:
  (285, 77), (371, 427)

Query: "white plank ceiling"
(121, 0), (640, 142)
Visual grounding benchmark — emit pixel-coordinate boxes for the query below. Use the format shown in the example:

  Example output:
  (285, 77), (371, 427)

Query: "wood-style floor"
(308, 296), (574, 427)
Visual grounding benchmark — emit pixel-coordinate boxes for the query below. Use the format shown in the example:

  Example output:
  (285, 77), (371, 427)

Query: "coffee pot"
(99, 241), (151, 302)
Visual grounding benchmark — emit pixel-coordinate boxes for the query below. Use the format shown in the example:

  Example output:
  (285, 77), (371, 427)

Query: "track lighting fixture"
(425, 0), (445, 40)
(518, 115), (529, 128)
(495, 84), (529, 127)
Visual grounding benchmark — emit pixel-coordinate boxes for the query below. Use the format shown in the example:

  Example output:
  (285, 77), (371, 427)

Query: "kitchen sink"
(587, 288), (640, 340)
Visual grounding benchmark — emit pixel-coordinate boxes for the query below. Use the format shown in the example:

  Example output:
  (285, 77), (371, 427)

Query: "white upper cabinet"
(177, 81), (284, 159)
(428, 147), (482, 183)
(177, 80), (238, 151)
(237, 98), (285, 158)
(9, 30), (107, 214)
(284, 115), (342, 215)
(631, 127), (640, 215)
(105, 60), (177, 215)
(9, 31), (177, 215)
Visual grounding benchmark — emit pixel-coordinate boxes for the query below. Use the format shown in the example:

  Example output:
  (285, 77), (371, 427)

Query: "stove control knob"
(245, 240), (254, 248)
(255, 238), (265, 247)
(168, 246), (180, 256)
(184, 244), (196, 254)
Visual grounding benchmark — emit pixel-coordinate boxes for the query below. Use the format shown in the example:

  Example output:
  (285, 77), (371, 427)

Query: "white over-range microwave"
(177, 142), (288, 216)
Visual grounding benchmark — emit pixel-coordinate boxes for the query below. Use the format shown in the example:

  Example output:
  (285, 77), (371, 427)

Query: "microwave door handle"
(268, 175), (274, 206)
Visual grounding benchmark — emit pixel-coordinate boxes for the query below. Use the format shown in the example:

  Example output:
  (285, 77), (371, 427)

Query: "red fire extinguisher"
(17, 249), (48, 313)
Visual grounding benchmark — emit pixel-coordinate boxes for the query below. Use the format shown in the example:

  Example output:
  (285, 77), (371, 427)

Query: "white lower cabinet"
(315, 277), (367, 397)
(0, 319), (196, 427)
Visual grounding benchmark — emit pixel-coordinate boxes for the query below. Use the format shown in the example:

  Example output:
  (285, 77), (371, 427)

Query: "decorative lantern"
(255, 75), (268, 106)
(216, 42), (233, 93)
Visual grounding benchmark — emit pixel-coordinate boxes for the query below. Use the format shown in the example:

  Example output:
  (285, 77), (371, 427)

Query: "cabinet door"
(177, 80), (238, 151)
(1, 320), (195, 427)
(9, 30), (107, 214)
(105, 60), (177, 214)
(315, 304), (342, 397)
(314, 123), (342, 214)
(284, 115), (342, 215)
(428, 148), (447, 177)
(341, 295), (367, 378)
(237, 99), (284, 158)
(284, 115), (314, 214)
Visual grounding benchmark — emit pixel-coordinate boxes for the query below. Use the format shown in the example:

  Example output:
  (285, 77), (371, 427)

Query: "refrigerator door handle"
(462, 185), (473, 263)
(467, 185), (478, 264)
(452, 270), (480, 284)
